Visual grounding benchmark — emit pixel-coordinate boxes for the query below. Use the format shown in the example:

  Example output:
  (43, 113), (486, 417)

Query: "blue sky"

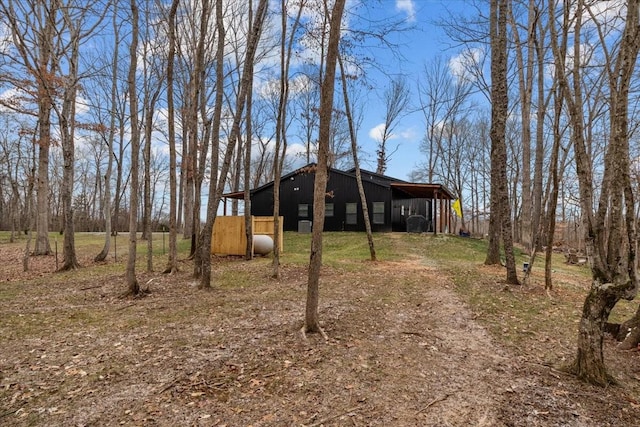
(350, 0), (476, 181)
(0, 0), (475, 195)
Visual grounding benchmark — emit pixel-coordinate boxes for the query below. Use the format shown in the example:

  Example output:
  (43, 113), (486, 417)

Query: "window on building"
(298, 203), (309, 217)
(345, 203), (357, 225)
(373, 202), (385, 224)
(325, 203), (334, 217)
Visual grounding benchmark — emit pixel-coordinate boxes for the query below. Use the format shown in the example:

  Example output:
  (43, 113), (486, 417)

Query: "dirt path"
(354, 260), (585, 427)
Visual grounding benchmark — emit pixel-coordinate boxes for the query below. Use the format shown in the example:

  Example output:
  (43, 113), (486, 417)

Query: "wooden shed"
(211, 216), (283, 256)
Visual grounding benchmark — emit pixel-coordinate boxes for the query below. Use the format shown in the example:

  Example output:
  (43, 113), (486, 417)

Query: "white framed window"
(325, 203), (334, 217)
(373, 202), (385, 224)
(346, 203), (357, 225)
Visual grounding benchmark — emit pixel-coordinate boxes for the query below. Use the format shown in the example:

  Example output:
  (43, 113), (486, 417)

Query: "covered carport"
(390, 183), (455, 234)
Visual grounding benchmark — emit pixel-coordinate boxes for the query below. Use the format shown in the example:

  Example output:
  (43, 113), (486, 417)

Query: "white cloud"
(75, 95), (90, 116)
(255, 73), (316, 100)
(290, 0), (356, 68)
(399, 127), (417, 141)
(287, 142), (308, 159)
(548, 42), (598, 79)
(0, 88), (25, 112)
(0, 22), (10, 54)
(369, 123), (386, 143)
(369, 123), (415, 143)
(583, 0), (625, 28)
(448, 48), (484, 82)
(396, 0), (416, 22)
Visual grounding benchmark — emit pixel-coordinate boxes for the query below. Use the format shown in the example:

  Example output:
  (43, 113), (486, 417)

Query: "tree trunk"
(125, 0), (140, 296)
(33, 1), (56, 256)
(194, 0), (218, 285)
(509, 0), (535, 250)
(271, 0), (287, 279)
(305, 0), (346, 334)
(58, 10), (83, 272)
(485, 0), (518, 287)
(199, 0), (268, 289)
(34, 115), (52, 256)
(143, 87), (160, 272)
(190, 0), (215, 277)
(549, 0), (640, 385)
(244, 47), (254, 261)
(272, 0), (305, 278)
(94, 8), (118, 262)
(543, 93), (562, 289)
(338, 53), (376, 261)
(568, 284), (620, 385)
(59, 87), (80, 271)
(163, 0), (180, 275)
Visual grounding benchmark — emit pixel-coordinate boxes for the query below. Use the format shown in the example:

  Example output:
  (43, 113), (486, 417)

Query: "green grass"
(282, 231), (399, 268)
(2, 230), (638, 350)
(0, 230), (191, 256)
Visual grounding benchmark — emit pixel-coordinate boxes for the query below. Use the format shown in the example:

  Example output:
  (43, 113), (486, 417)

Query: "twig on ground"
(402, 330), (445, 341)
(319, 326), (329, 341)
(0, 402), (26, 419)
(305, 406), (361, 427)
(116, 303), (136, 311)
(158, 376), (182, 394)
(402, 331), (427, 337)
(416, 394), (451, 414)
(80, 284), (104, 291)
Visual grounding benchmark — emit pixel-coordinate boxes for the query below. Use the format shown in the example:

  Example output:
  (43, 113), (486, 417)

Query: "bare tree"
(57, 2), (107, 271)
(197, 0), (269, 289)
(163, 0), (180, 274)
(375, 77), (410, 175)
(338, 52), (376, 261)
(94, 4), (121, 263)
(124, 0), (141, 296)
(0, 0), (60, 256)
(416, 57), (472, 183)
(542, 77), (566, 290)
(56, 7), (82, 271)
(272, 0), (306, 278)
(550, 0), (640, 385)
(508, 0), (536, 251)
(294, 68), (321, 164)
(243, 0), (254, 261)
(194, 0), (223, 286)
(304, 0), (347, 337)
(139, 2), (165, 272)
(486, 0), (520, 285)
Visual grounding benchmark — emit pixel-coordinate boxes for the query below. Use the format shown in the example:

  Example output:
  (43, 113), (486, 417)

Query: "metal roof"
(222, 163), (455, 201)
(390, 183), (455, 200)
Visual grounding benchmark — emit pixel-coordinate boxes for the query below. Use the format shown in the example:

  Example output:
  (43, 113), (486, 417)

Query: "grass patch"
(2, 231), (637, 359)
(283, 231), (398, 268)
(2, 231), (640, 425)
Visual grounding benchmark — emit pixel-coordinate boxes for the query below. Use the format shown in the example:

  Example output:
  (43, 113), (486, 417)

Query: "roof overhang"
(390, 183), (455, 200)
(222, 191), (245, 200)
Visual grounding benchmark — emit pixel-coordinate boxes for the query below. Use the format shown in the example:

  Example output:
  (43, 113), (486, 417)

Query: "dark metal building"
(223, 164), (455, 233)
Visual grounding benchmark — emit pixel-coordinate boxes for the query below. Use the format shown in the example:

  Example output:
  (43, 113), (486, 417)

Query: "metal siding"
(250, 168), (394, 232)
(281, 171), (315, 230)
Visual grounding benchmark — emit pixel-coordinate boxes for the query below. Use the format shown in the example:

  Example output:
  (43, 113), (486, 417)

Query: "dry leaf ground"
(1, 233), (639, 426)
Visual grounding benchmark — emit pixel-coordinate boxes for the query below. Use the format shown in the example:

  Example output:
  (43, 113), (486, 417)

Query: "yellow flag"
(452, 199), (462, 218)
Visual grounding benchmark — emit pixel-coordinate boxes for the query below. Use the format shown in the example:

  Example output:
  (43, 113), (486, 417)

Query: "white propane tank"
(253, 234), (274, 255)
